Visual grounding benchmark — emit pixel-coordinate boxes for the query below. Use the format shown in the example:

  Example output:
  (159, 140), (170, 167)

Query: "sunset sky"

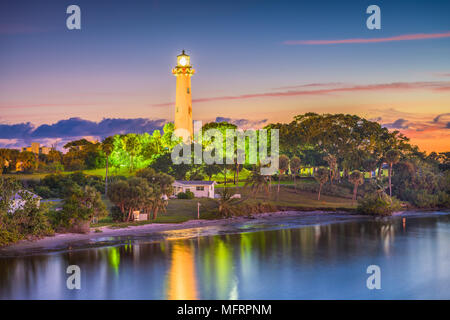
(1, 0), (449, 152)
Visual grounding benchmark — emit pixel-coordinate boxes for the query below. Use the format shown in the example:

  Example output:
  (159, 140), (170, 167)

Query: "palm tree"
(204, 164), (221, 181)
(217, 187), (239, 217)
(323, 154), (337, 185)
(277, 155), (290, 199)
(124, 134), (141, 172)
(244, 166), (270, 199)
(101, 137), (114, 195)
(290, 156), (301, 193)
(234, 163), (242, 185)
(363, 157), (378, 179)
(348, 170), (364, 205)
(314, 167), (329, 201)
(385, 149), (401, 197)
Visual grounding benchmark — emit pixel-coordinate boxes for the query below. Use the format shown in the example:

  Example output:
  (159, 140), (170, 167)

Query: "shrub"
(185, 190), (195, 199)
(32, 172), (105, 199)
(391, 161), (450, 208)
(110, 205), (126, 222)
(34, 185), (54, 199)
(53, 186), (107, 233)
(0, 191), (54, 246)
(176, 192), (187, 199)
(357, 193), (402, 216)
(177, 191), (195, 199)
(15, 200), (54, 238)
(177, 190), (195, 199)
(36, 162), (64, 173)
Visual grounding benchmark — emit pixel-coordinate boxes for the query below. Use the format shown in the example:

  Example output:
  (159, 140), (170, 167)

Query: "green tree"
(1, 181), (54, 245)
(204, 164), (222, 181)
(0, 177), (20, 212)
(217, 187), (239, 217)
(245, 166), (270, 199)
(201, 121), (237, 186)
(47, 149), (63, 163)
(101, 136), (114, 195)
(290, 156), (301, 193)
(161, 122), (180, 151)
(108, 177), (153, 221)
(363, 157), (378, 179)
(107, 180), (129, 217)
(314, 167), (329, 201)
(17, 151), (37, 172)
(349, 170), (364, 205)
(0, 149), (19, 173)
(124, 134), (141, 172)
(277, 154), (290, 198)
(57, 186), (107, 232)
(136, 168), (175, 219)
(323, 154), (337, 184)
(385, 149), (401, 196)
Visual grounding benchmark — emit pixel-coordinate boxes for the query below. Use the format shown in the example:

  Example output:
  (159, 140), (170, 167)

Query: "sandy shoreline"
(1, 210), (446, 257)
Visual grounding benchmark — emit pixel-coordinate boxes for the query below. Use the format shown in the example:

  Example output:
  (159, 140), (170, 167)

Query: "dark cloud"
(446, 122), (450, 129)
(383, 118), (409, 129)
(215, 117), (268, 128)
(0, 122), (34, 139)
(433, 113), (450, 123)
(0, 117), (167, 148)
(30, 117), (166, 138)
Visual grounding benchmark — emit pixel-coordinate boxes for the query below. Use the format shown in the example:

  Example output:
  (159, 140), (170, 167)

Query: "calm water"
(1, 212), (449, 299)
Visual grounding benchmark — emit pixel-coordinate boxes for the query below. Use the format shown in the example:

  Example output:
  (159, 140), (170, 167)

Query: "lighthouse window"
(187, 87), (190, 94)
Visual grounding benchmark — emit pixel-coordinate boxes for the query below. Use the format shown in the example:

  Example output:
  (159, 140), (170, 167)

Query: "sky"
(0, 0), (449, 152)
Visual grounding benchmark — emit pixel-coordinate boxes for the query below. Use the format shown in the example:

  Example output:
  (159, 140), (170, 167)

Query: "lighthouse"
(172, 50), (195, 142)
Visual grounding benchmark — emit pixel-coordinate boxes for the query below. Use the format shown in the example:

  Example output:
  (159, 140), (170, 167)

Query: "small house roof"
(174, 180), (215, 186)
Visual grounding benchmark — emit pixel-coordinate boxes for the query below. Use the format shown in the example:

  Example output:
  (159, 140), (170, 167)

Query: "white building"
(172, 180), (216, 198)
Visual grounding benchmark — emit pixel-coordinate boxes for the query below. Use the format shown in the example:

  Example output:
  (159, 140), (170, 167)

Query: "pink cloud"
(153, 81), (450, 106)
(433, 72), (450, 77)
(270, 82), (344, 90)
(284, 31), (450, 45)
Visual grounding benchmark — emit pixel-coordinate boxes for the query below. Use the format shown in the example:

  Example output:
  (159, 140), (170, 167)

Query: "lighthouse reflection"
(167, 242), (198, 300)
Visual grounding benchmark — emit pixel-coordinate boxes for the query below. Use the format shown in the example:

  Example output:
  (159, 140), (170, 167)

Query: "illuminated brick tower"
(172, 50), (195, 142)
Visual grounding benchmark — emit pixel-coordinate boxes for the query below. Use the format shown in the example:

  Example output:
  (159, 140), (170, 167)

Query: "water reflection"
(0, 213), (449, 299)
(167, 242), (198, 300)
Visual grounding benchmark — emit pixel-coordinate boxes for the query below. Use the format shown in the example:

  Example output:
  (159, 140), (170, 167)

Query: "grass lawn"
(92, 184), (355, 229)
(221, 185), (356, 211)
(1, 166), (132, 181)
(1, 172), (64, 180)
(92, 197), (220, 228)
(83, 167), (135, 178)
